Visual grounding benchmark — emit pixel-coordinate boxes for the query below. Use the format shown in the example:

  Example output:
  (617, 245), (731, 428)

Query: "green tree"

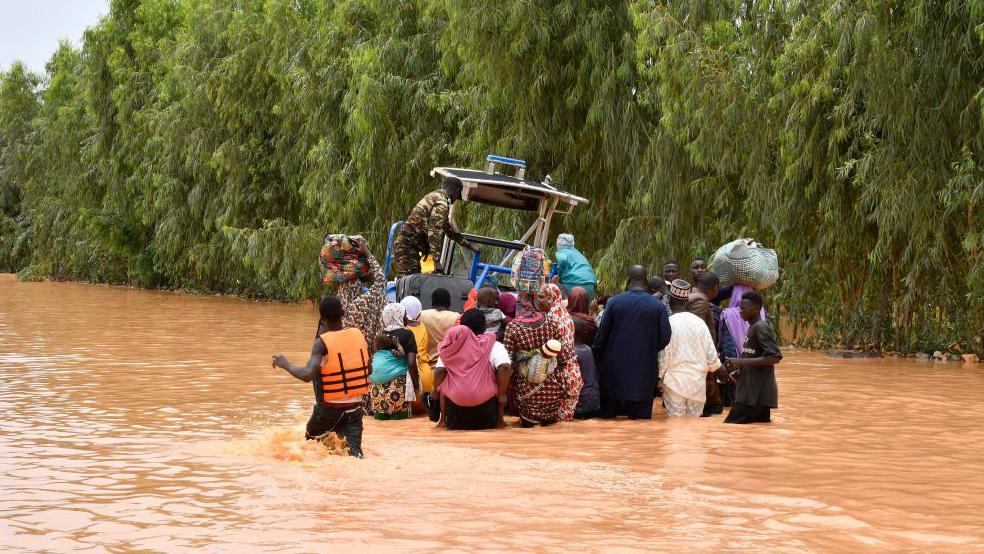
(0, 0), (980, 355)
(0, 63), (40, 271)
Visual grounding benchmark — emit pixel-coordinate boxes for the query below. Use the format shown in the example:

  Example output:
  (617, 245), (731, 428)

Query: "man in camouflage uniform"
(393, 177), (475, 277)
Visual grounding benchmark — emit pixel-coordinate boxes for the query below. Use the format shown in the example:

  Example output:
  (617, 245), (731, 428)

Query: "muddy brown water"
(1, 275), (982, 552)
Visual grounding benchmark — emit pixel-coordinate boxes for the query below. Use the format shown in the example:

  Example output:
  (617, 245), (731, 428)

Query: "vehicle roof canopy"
(430, 167), (589, 211)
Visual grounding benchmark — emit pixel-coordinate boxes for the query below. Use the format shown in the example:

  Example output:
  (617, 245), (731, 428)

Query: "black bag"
(396, 274), (473, 312)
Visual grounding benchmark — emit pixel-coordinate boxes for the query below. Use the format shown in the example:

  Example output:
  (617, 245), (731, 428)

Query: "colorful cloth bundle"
(319, 234), (371, 284)
(511, 247), (549, 293)
(709, 238), (780, 290)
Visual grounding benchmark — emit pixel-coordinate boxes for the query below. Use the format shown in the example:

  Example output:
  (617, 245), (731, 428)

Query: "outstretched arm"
(728, 322), (782, 369)
(727, 355), (781, 369)
(433, 199), (465, 244)
(428, 200), (472, 265)
(357, 237), (385, 294)
(272, 337), (327, 382)
(428, 202), (450, 261)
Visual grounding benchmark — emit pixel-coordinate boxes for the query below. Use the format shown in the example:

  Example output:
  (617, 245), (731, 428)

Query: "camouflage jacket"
(403, 189), (464, 261)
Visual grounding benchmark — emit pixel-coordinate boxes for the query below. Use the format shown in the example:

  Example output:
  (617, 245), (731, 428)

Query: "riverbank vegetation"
(1, 0), (981, 355)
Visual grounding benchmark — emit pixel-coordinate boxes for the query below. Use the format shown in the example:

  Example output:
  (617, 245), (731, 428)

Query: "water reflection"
(1, 275), (981, 551)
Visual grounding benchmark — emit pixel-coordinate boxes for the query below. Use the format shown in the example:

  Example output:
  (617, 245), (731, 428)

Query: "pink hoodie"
(438, 325), (498, 407)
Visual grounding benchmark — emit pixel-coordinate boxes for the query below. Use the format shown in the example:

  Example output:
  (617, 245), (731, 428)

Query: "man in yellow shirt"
(418, 288), (460, 420)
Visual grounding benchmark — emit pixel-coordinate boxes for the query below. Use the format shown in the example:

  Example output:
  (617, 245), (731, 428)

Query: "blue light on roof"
(486, 155), (527, 168)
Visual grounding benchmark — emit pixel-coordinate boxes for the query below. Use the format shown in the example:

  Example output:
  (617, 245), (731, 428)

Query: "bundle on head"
(708, 238), (779, 290)
(320, 234), (371, 284)
(511, 247), (549, 293)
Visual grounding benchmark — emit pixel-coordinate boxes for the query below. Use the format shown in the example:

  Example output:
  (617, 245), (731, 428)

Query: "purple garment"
(498, 293), (517, 319)
(720, 285), (767, 352)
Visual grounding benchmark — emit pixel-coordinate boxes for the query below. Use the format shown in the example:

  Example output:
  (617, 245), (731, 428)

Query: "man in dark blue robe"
(592, 265), (672, 419)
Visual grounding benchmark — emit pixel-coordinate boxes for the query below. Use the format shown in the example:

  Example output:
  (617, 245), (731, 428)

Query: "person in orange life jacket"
(273, 295), (368, 458)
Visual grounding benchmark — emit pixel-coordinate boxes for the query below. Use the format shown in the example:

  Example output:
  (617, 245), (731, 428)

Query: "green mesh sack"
(709, 239), (779, 289)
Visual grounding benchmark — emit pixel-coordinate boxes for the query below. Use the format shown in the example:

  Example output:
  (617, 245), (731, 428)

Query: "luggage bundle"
(709, 238), (780, 290)
(510, 247), (550, 293)
(319, 234), (371, 284)
(396, 273), (473, 312)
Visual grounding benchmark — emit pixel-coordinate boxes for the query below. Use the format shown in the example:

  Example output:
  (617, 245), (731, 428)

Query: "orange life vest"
(317, 328), (370, 402)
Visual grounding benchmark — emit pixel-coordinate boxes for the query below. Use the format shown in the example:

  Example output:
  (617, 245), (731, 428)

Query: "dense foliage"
(1, 0), (981, 355)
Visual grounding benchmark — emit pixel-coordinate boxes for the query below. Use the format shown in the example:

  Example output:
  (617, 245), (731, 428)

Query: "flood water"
(1, 274), (983, 552)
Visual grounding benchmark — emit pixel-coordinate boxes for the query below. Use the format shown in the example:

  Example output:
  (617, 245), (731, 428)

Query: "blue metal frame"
(469, 250), (514, 289)
(387, 218), (516, 290)
(383, 220), (403, 279)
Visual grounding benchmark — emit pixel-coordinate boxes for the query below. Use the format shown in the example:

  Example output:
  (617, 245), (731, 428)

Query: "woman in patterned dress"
(542, 283), (583, 421)
(366, 303), (418, 420)
(503, 290), (580, 426)
(322, 236), (386, 352)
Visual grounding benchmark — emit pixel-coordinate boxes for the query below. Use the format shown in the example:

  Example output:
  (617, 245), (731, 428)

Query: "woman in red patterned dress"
(503, 289), (580, 426)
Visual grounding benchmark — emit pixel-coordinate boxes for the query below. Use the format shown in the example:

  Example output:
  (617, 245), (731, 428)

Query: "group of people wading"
(273, 179), (781, 457)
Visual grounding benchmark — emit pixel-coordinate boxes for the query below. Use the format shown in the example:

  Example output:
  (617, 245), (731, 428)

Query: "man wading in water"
(273, 296), (368, 457)
(593, 265), (672, 419)
(724, 290), (781, 424)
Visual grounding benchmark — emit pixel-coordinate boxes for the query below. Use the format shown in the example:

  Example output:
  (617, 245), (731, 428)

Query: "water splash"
(213, 425), (349, 462)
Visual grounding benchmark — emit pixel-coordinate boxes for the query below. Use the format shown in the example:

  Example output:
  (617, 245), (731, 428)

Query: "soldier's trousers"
(392, 232), (423, 278)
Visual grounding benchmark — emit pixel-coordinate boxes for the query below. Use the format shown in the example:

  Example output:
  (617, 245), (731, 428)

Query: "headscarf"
(566, 286), (590, 315)
(542, 283), (580, 405)
(436, 325), (498, 407)
(567, 286), (598, 344)
(543, 283), (567, 321)
(400, 296), (422, 321)
(498, 292), (517, 319)
(479, 307), (505, 335)
(382, 303), (406, 331)
(544, 283), (575, 340)
(332, 248), (385, 349)
(720, 284), (767, 352)
(515, 292), (544, 323)
(556, 233), (575, 250)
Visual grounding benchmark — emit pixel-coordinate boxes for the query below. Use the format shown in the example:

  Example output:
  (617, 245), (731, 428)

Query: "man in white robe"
(658, 280), (721, 417)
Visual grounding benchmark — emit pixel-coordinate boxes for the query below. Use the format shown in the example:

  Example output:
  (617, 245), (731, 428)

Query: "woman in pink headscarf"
(498, 292), (517, 339)
(433, 309), (512, 430)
